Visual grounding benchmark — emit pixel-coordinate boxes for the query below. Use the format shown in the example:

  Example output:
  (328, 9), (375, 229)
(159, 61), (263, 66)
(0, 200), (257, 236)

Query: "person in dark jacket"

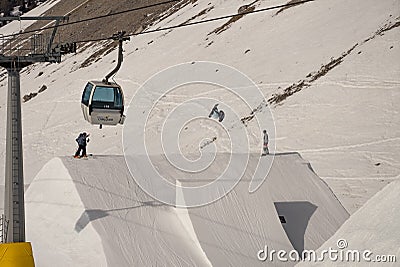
(74, 132), (90, 158)
(208, 103), (225, 122)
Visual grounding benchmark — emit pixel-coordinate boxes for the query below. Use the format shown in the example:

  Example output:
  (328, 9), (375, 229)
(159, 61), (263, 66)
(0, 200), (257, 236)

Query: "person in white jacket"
(262, 130), (269, 156)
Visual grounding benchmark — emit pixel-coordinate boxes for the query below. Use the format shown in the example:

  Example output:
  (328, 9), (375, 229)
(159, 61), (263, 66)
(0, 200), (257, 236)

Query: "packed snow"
(0, 0), (399, 266)
(297, 180), (400, 266)
(25, 158), (106, 267)
(26, 153), (347, 266)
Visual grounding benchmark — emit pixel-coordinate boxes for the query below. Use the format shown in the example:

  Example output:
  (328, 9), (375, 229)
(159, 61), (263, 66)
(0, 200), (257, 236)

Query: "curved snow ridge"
(266, 153), (349, 250)
(61, 155), (211, 267)
(297, 180), (400, 267)
(25, 157), (107, 267)
(177, 152), (349, 266)
(25, 154), (348, 266)
(61, 154), (296, 266)
(175, 180), (212, 266)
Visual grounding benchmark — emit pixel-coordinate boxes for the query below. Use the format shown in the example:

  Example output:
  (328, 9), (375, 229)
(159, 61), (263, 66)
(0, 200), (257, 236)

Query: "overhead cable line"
(2, 0), (315, 43)
(1, 0), (181, 38)
(75, 0), (315, 44)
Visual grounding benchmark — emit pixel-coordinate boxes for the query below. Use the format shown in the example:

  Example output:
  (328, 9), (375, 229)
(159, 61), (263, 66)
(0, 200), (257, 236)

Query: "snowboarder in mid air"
(208, 103), (225, 122)
(74, 132), (90, 158)
(262, 130), (269, 156)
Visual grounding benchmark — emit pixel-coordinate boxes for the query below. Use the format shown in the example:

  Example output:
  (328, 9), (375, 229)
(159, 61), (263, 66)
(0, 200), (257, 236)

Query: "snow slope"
(0, 0), (398, 265)
(62, 155), (211, 267)
(0, 0), (61, 36)
(0, 0), (398, 214)
(120, 0), (400, 213)
(25, 153), (347, 266)
(297, 180), (400, 266)
(181, 153), (348, 266)
(25, 158), (107, 267)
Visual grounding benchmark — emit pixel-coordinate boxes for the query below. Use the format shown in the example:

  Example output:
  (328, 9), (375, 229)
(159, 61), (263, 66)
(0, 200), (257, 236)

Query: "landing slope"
(0, 0), (398, 215)
(26, 153), (348, 266)
(298, 180), (400, 266)
(25, 158), (107, 267)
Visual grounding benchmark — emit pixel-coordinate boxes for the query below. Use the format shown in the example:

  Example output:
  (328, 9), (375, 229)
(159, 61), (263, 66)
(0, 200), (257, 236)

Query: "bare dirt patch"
(5, 1), (195, 66)
(240, 15), (400, 124)
(178, 5), (214, 27)
(274, 0), (312, 16)
(208, 2), (258, 36)
(23, 84), (48, 102)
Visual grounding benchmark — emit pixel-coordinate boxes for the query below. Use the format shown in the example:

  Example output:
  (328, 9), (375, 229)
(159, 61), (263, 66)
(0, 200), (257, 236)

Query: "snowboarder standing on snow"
(74, 132), (90, 158)
(262, 130), (269, 156)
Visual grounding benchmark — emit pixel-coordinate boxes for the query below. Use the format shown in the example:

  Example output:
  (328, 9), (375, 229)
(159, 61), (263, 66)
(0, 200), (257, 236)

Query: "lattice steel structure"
(0, 16), (67, 243)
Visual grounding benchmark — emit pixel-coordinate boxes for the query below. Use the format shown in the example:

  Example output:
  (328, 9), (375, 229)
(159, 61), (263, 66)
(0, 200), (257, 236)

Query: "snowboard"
(73, 153), (93, 159)
(218, 110), (225, 122)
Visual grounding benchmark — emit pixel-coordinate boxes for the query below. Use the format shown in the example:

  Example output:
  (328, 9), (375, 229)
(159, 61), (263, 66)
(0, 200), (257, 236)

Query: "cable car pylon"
(0, 15), (71, 267)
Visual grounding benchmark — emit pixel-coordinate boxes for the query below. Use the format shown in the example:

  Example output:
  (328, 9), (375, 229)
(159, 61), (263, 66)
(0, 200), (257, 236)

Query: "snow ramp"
(297, 180), (400, 267)
(179, 153), (349, 266)
(25, 153), (348, 266)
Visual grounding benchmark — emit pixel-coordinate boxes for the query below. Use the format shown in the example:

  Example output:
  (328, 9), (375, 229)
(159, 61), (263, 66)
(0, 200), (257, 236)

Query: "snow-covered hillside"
(26, 153), (348, 266)
(297, 180), (400, 266)
(0, 0), (398, 212)
(0, 0), (61, 35)
(0, 0), (399, 265)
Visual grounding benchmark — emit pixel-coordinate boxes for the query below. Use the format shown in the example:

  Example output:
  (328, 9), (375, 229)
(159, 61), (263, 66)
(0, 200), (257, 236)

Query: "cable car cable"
(73, 0), (315, 44)
(1, 0), (181, 39)
(2, 0), (314, 41)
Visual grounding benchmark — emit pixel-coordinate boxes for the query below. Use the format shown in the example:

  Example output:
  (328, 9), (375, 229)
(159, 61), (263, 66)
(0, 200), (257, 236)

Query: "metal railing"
(0, 214), (10, 243)
(0, 33), (54, 57)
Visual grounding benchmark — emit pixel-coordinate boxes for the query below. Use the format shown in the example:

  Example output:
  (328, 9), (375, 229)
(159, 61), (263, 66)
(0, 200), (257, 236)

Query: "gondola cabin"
(81, 81), (125, 127)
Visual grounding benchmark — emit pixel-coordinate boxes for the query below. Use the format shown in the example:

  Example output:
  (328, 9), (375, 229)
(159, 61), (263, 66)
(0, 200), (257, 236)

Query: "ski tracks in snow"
(315, 77), (400, 91)
(296, 136), (400, 153)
